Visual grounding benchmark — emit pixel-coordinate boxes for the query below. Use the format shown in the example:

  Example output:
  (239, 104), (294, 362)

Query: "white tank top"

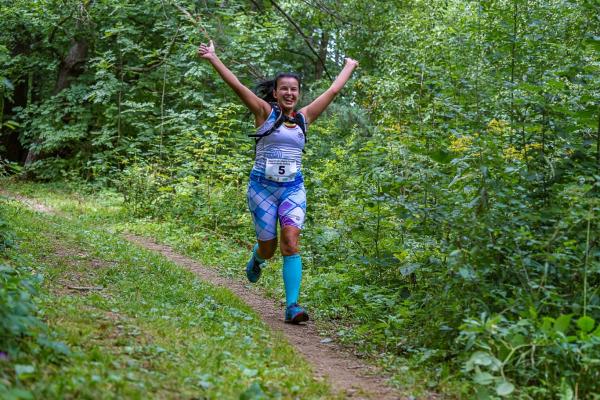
(252, 108), (306, 173)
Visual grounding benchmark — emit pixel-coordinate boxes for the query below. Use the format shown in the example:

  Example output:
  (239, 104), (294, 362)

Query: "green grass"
(0, 192), (334, 399)
(0, 179), (465, 398)
(0, 181), (294, 305)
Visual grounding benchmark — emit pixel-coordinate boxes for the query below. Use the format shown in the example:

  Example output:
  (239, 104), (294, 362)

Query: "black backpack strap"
(248, 105), (308, 152)
(248, 103), (283, 139)
(295, 112), (307, 143)
(291, 111), (307, 154)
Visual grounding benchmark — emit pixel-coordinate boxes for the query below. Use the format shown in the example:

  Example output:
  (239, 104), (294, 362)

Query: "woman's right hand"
(197, 40), (216, 61)
(344, 57), (359, 69)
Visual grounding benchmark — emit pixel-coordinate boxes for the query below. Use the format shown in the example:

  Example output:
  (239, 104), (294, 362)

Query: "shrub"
(459, 312), (600, 398)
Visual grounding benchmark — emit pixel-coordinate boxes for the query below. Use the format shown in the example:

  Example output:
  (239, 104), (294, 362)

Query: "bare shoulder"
(254, 100), (273, 126)
(298, 106), (311, 124)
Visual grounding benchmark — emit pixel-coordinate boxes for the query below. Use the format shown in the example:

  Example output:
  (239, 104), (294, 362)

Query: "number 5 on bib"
(265, 159), (297, 183)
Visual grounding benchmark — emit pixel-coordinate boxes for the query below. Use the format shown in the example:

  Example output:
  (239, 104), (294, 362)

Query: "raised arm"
(198, 40), (271, 124)
(299, 58), (359, 124)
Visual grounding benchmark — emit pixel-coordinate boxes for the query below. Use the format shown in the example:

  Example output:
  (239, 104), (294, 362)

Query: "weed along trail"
(1, 189), (406, 399)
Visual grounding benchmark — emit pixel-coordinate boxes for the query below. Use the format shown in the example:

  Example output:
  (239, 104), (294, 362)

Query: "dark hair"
(254, 72), (302, 103)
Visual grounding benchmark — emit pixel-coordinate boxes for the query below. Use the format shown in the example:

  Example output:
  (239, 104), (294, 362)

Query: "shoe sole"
(246, 272), (260, 283)
(285, 312), (309, 324)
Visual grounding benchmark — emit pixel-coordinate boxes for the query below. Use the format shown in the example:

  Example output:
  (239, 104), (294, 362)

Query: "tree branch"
(268, 0), (332, 80)
(126, 25), (181, 73)
(286, 48), (317, 62)
(247, 0), (264, 12)
(172, 2), (211, 41)
(299, 0), (349, 26)
(48, 11), (75, 45)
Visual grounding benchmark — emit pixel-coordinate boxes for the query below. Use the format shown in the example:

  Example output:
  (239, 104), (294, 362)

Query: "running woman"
(198, 39), (358, 324)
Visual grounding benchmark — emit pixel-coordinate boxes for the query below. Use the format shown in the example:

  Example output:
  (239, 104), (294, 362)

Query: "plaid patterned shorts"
(247, 176), (306, 241)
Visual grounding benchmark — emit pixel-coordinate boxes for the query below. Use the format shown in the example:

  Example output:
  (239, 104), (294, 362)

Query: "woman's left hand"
(198, 40), (217, 61)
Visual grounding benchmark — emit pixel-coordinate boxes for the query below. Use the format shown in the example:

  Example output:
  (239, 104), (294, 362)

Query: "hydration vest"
(248, 103), (307, 147)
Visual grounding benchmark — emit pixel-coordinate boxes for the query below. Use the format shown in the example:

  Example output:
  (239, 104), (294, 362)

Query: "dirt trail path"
(1, 190), (407, 399)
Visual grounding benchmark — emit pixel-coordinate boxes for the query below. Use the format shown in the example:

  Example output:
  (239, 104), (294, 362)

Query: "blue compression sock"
(282, 254), (302, 306)
(253, 243), (265, 263)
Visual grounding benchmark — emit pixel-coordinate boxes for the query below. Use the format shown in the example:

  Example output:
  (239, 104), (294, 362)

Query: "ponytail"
(254, 79), (277, 103)
(254, 72), (302, 103)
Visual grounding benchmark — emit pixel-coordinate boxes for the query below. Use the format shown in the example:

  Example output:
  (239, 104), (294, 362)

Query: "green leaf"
(2, 120), (20, 129)
(509, 333), (525, 347)
(466, 351), (500, 372)
(2, 388), (33, 400)
(585, 35), (600, 51)
(242, 368), (258, 377)
(400, 263), (420, 276)
(14, 364), (35, 378)
(541, 317), (554, 333)
(473, 371), (495, 385)
(560, 379), (575, 400)
(36, 337), (71, 356)
(459, 266), (476, 280)
(554, 314), (573, 333)
(496, 381), (515, 396)
(1, 77), (14, 90)
(476, 386), (492, 400)
(428, 149), (453, 164)
(239, 381), (267, 400)
(576, 316), (595, 333)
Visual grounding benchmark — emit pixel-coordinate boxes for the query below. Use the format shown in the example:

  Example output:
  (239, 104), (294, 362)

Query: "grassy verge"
(0, 191), (333, 399)
(1, 179), (463, 398)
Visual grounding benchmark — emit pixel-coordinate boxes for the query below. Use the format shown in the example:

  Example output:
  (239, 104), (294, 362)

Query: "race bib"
(265, 158), (297, 182)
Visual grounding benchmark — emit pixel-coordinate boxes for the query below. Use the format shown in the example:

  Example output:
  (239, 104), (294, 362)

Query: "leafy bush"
(116, 163), (165, 217)
(0, 205), (68, 362)
(0, 158), (23, 178)
(0, 215), (16, 251)
(0, 210), (43, 358)
(116, 162), (253, 243)
(459, 313), (600, 399)
(0, 263), (44, 351)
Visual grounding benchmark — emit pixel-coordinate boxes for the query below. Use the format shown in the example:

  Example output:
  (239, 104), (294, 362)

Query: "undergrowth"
(0, 191), (333, 399)
(3, 176), (600, 399)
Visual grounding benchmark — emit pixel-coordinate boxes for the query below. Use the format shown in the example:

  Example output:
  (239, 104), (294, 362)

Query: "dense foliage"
(1, 0), (599, 397)
(0, 206), (40, 352)
(0, 202), (73, 399)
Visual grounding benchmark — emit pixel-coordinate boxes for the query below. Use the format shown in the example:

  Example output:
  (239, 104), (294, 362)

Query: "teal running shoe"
(285, 303), (309, 324)
(245, 254), (265, 283)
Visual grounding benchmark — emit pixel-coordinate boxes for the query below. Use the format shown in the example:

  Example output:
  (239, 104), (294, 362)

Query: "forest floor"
(0, 184), (431, 399)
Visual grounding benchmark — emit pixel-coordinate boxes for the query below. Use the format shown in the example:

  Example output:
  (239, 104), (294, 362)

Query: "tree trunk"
(24, 38), (88, 166)
(248, 0), (264, 12)
(596, 107), (600, 173)
(54, 39), (88, 94)
(315, 29), (329, 80)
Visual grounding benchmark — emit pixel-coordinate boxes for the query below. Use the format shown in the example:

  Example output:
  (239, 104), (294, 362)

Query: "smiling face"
(273, 76), (300, 114)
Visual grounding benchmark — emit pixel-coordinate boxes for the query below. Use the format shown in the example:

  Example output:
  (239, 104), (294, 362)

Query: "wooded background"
(1, 0), (599, 397)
